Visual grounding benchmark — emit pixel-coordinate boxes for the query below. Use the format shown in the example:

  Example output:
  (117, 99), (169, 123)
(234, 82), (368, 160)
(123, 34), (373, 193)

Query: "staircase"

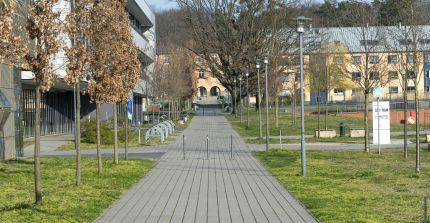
(195, 96), (221, 105)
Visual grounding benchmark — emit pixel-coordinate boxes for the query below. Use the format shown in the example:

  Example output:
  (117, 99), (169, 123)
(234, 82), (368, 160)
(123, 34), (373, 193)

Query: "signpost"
(373, 86), (390, 154)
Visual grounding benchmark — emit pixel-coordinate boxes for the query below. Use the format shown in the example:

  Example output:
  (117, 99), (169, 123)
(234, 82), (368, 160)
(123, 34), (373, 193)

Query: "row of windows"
(351, 71), (417, 82)
(357, 39), (430, 46)
(334, 54), (430, 65)
(126, 9), (148, 34)
(339, 86), (421, 96)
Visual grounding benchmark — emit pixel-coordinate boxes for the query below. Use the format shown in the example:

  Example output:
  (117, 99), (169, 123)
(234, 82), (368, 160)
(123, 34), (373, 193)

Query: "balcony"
(131, 28), (155, 63)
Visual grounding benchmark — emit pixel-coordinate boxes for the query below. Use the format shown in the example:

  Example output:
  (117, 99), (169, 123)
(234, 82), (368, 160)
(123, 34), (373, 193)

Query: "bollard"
(206, 135), (210, 159)
(231, 135), (233, 159)
(425, 195), (429, 223)
(138, 128), (141, 144)
(183, 135), (185, 160)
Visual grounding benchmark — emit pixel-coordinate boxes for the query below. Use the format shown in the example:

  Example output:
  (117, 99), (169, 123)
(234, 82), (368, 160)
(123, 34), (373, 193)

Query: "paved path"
(95, 105), (318, 223)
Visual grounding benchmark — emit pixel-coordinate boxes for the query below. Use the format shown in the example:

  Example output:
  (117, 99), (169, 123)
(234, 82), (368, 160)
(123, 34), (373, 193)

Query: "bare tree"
(308, 41), (351, 137)
(25, 0), (61, 204)
(176, 0), (285, 114)
(385, 0), (428, 172)
(341, 1), (389, 152)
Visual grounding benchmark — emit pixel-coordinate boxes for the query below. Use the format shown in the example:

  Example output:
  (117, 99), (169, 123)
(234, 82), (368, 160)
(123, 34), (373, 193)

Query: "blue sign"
(127, 95), (133, 120)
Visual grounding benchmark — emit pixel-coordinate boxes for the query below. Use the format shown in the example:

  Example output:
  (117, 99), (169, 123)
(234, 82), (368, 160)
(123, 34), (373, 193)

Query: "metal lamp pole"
(239, 76), (243, 123)
(264, 55), (269, 152)
(256, 59), (263, 139)
(294, 16), (312, 177)
(233, 77), (237, 117)
(246, 71), (250, 129)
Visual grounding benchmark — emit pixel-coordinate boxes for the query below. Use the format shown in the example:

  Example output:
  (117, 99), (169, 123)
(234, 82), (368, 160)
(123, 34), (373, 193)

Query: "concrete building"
(0, 0), (156, 160)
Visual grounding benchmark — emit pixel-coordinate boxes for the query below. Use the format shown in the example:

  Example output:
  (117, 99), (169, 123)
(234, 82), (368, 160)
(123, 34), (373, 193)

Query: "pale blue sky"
(146, 0), (178, 12)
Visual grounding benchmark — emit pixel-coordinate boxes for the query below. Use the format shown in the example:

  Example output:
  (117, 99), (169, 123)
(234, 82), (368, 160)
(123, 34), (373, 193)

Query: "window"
(407, 86), (415, 92)
(407, 54), (415, 64)
(352, 88), (361, 95)
(352, 72), (361, 81)
(334, 88), (344, 95)
(360, 40), (380, 46)
(163, 56), (170, 64)
(407, 71), (416, 79)
(400, 39), (412, 45)
(389, 71), (398, 80)
(426, 86), (430, 92)
(388, 55), (398, 64)
(281, 73), (290, 82)
(198, 70), (205, 78)
(426, 70), (430, 78)
(196, 57), (204, 64)
(369, 55), (379, 64)
(389, 86), (399, 94)
(425, 52), (430, 62)
(370, 71), (380, 80)
(333, 56), (343, 64)
(352, 56), (361, 65)
(295, 73), (300, 81)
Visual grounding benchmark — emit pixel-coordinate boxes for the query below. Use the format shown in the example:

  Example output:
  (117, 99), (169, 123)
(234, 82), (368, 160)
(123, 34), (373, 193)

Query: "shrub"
(81, 119), (113, 145)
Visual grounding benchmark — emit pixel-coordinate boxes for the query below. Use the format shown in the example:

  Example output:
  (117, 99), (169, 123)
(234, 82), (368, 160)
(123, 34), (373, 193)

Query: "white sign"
(373, 101), (390, 144)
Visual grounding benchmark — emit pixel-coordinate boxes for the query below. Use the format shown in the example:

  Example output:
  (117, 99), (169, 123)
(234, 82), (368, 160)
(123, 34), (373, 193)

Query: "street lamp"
(239, 75), (243, 123)
(246, 71), (250, 129)
(264, 54), (269, 152)
(293, 15), (312, 177)
(233, 77), (237, 117)
(256, 58), (263, 139)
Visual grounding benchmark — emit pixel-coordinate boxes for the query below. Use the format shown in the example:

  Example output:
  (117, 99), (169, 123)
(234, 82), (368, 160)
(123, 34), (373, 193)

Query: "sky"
(146, 0), (178, 12)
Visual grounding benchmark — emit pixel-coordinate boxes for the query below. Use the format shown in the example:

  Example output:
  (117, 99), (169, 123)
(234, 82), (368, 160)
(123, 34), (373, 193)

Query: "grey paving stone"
(94, 105), (318, 223)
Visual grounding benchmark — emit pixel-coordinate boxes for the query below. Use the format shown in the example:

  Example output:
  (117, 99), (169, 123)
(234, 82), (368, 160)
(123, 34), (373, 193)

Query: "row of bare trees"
(1, 0), (141, 204)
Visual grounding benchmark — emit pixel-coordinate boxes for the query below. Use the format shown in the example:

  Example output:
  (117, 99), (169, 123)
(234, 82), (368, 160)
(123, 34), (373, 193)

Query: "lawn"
(0, 157), (153, 223)
(256, 148), (430, 223)
(227, 108), (424, 143)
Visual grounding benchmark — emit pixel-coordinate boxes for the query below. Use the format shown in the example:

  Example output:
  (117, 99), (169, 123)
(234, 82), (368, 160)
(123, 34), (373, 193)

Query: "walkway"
(95, 105), (318, 223)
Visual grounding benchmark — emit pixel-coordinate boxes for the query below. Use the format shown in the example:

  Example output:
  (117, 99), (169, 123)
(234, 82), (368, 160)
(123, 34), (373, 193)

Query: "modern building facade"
(0, 0), (156, 160)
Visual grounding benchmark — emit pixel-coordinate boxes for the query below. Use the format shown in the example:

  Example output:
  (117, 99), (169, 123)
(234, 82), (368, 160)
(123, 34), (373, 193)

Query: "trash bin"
(339, 122), (345, 137)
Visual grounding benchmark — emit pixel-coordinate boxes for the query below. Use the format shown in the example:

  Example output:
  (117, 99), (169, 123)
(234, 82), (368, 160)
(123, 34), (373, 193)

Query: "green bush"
(81, 118), (133, 145)
(81, 119), (113, 145)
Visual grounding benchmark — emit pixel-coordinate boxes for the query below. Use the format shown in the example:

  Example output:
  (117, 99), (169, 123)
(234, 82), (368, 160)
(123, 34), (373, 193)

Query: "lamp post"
(239, 75), (243, 123)
(246, 71), (250, 129)
(256, 59), (263, 139)
(233, 77), (237, 117)
(294, 16), (312, 177)
(264, 54), (269, 152)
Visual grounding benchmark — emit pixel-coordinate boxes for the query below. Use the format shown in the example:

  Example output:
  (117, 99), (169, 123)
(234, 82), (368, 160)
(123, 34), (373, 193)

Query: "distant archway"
(198, 87), (207, 97)
(210, 86), (221, 96)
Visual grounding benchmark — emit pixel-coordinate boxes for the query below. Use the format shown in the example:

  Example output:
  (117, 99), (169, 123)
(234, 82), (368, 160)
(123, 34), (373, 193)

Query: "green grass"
(0, 157), (153, 222)
(23, 140), (34, 148)
(228, 108), (424, 144)
(256, 148), (430, 223)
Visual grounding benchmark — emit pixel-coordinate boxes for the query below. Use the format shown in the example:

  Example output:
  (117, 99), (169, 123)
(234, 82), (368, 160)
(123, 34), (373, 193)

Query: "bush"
(81, 119), (113, 145)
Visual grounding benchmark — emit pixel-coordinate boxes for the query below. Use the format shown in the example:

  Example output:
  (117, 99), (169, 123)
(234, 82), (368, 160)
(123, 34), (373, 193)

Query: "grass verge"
(255, 148), (430, 222)
(0, 157), (153, 222)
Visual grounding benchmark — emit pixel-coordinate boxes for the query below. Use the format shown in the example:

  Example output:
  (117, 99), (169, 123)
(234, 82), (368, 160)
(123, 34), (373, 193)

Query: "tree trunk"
(275, 97), (279, 129)
(96, 103), (102, 174)
(34, 85), (42, 204)
(75, 83), (81, 186)
(364, 92), (369, 152)
(415, 88), (420, 172)
(403, 79), (408, 159)
(317, 93), (321, 139)
(113, 103), (119, 164)
(325, 90), (329, 129)
(168, 100), (171, 120)
(292, 96), (296, 126)
(125, 106), (129, 161)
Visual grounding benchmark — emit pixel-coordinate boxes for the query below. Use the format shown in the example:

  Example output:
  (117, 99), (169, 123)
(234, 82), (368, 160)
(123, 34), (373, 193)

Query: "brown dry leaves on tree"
(0, 0), (27, 64)
(78, 0), (141, 104)
(64, 0), (142, 103)
(25, 0), (61, 92)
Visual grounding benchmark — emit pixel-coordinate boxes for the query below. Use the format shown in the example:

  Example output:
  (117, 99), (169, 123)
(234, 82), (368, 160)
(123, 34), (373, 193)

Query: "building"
(0, 0), (156, 160)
